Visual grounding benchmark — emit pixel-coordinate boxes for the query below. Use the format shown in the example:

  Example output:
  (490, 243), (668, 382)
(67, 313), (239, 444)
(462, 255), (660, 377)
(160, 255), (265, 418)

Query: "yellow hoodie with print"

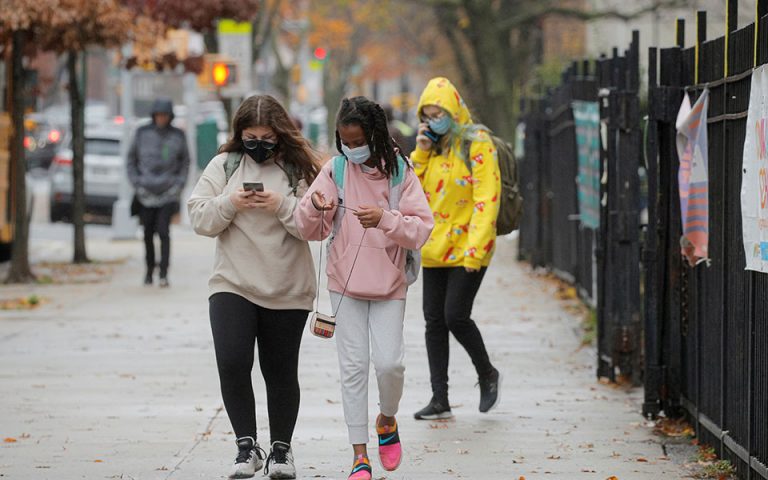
(410, 77), (501, 269)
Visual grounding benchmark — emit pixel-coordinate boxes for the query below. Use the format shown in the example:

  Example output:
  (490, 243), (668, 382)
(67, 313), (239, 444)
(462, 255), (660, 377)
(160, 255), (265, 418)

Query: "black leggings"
(139, 203), (175, 276)
(422, 267), (494, 399)
(209, 292), (308, 444)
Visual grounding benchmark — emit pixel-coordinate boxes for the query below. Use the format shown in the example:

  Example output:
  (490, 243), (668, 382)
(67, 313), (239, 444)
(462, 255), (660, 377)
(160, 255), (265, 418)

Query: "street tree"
(35, 0), (135, 264)
(0, 0), (59, 282)
(410, 0), (692, 141)
(307, 0), (419, 145)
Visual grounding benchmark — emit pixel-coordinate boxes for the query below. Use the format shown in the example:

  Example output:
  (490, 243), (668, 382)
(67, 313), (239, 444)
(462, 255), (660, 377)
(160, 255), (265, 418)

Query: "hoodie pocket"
(332, 243), (404, 298)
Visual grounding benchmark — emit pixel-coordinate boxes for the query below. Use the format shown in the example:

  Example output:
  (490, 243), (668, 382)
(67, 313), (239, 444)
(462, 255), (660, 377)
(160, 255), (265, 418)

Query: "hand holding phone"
(243, 182), (264, 193)
(422, 128), (440, 143)
(416, 123), (436, 151)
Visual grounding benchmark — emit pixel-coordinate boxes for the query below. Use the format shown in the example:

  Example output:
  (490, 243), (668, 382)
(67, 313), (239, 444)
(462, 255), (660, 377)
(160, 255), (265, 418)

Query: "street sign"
(217, 19), (252, 97)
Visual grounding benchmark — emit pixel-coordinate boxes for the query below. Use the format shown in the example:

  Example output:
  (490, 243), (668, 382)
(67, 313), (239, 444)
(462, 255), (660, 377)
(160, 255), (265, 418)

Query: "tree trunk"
(68, 51), (88, 264)
(5, 31), (35, 283)
(323, 65), (347, 151)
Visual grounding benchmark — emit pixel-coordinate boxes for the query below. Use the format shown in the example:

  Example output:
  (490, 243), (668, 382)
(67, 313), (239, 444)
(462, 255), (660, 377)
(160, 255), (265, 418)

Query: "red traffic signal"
(313, 47), (327, 61)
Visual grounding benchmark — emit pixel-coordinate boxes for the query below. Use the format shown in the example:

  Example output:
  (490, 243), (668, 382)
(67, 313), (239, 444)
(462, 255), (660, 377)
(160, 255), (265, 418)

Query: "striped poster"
(675, 89), (710, 267)
(572, 101), (601, 230)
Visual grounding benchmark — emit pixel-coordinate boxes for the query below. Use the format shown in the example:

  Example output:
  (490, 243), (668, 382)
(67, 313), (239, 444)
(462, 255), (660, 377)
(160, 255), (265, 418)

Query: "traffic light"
(310, 47), (327, 71)
(212, 62), (237, 87)
(313, 47), (327, 61)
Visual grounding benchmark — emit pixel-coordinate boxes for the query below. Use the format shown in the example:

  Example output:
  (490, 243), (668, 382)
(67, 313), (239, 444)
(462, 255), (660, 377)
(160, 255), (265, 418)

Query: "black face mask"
(243, 139), (278, 163)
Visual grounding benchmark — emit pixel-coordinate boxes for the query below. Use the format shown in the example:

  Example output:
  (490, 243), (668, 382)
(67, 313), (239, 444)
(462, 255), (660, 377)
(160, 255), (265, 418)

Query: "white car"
(49, 129), (124, 223)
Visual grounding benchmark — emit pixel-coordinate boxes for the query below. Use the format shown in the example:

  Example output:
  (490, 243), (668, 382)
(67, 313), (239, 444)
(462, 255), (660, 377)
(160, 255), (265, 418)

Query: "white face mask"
(341, 144), (371, 165)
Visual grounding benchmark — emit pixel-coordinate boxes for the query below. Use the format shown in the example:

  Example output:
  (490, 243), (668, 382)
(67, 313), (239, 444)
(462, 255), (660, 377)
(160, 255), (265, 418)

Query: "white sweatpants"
(330, 292), (406, 445)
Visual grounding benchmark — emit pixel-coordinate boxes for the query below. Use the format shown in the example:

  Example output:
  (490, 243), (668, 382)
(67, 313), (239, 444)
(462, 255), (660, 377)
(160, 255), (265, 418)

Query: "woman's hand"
(416, 122), (433, 151)
(311, 191), (335, 211)
(229, 189), (257, 212)
(354, 206), (383, 228)
(251, 190), (283, 214)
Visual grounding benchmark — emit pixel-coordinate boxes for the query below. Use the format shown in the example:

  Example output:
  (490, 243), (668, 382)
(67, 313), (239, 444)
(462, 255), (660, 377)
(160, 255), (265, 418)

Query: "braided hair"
(335, 96), (407, 178)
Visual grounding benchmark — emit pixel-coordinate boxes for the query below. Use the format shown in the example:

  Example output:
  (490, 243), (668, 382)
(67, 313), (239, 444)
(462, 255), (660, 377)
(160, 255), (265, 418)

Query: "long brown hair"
(219, 95), (320, 185)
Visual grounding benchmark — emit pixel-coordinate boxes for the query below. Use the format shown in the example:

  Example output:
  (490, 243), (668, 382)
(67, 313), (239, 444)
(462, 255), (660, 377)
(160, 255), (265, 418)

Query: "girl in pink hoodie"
(295, 97), (433, 480)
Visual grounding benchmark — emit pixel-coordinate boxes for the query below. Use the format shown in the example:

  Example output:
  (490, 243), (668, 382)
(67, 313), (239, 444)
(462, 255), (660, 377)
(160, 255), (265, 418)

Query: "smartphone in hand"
(243, 182), (264, 192)
(423, 128), (440, 143)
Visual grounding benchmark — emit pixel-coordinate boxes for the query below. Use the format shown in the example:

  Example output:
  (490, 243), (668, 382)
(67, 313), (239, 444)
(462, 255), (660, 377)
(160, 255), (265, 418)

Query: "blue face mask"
(428, 115), (453, 135)
(341, 144), (371, 165)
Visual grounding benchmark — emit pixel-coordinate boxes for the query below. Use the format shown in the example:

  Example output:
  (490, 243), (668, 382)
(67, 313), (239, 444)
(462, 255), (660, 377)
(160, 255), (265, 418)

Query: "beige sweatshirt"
(188, 152), (316, 311)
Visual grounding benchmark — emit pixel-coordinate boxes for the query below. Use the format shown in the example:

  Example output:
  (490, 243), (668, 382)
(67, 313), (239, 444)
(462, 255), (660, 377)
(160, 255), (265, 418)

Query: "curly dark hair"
(219, 95), (320, 184)
(334, 96), (407, 178)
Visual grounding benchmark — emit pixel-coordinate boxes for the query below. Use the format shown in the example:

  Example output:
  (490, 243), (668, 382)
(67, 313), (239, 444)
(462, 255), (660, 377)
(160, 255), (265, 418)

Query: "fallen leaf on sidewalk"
(582, 468), (596, 472)
(0, 295), (46, 310)
(636, 457), (648, 462)
(93, 459), (103, 463)
(4, 437), (17, 443)
(606, 476), (619, 480)
(547, 454), (561, 459)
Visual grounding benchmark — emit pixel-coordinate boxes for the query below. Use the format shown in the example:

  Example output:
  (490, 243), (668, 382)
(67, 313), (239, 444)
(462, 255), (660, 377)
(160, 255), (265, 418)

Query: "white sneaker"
(263, 441), (296, 479)
(229, 436), (265, 479)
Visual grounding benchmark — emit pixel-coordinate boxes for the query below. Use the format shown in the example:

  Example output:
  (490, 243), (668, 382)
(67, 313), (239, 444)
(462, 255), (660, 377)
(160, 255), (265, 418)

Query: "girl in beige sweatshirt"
(188, 95), (319, 480)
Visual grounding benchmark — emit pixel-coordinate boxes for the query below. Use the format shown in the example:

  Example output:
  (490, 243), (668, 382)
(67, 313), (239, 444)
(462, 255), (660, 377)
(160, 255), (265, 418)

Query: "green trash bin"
(196, 119), (219, 170)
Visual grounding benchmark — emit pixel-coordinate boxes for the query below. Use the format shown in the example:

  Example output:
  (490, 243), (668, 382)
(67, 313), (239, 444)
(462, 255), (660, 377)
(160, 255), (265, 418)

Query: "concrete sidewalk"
(0, 224), (687, 479)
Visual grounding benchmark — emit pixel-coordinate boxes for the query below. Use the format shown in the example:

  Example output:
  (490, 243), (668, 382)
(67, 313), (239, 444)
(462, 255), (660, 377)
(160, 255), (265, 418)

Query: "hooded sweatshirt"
(294, 159), (433, 301)
(188, 152), (316, 311)
(410, 77), (501, 270)
(127, 98), (190, 207)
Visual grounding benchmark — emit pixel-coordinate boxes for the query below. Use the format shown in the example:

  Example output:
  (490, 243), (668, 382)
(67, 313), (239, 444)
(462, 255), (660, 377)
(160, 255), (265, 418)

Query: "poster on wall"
(572, 101), (601, 230)
(742, 65), (768, 273)
(676, 89), (710, 267)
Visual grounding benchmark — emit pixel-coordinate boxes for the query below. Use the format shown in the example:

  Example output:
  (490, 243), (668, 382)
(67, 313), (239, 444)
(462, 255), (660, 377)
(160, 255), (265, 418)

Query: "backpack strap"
(461, 139), (473, 173)
(330, 156), (347, 242)
(223, 151), (243, 184)
(388, 154), (409, 210)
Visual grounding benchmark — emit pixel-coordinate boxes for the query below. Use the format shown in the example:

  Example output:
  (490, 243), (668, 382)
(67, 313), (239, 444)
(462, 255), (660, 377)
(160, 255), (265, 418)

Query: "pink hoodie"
(295, 160), (434, 301)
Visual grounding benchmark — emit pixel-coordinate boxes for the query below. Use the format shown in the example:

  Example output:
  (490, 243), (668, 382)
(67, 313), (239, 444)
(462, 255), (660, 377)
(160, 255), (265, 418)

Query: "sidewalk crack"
(165, 404), (224, 479)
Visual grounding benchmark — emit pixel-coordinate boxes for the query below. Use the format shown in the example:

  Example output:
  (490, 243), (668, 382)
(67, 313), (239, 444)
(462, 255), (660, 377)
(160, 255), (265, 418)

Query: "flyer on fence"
(742, 65), (768, 273)
(572, 101), (601, 230)
(676, 89), (710, 267)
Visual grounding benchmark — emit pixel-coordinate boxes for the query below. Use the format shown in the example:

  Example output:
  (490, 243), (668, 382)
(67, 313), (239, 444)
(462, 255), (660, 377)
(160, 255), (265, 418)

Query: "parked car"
(49, 128), (123, 224)
(24, 114), (64, 172)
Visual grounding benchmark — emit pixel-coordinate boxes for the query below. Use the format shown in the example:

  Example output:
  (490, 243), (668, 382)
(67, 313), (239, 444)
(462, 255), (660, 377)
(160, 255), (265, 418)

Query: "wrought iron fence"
(519, 1), (768, 477)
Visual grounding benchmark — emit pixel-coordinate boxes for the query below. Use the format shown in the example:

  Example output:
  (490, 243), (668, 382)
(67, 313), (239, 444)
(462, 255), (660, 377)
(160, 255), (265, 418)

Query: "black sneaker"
(144, 271), (153, 286)
(413, 397), (453, 420)
(478, 367), (501, 413)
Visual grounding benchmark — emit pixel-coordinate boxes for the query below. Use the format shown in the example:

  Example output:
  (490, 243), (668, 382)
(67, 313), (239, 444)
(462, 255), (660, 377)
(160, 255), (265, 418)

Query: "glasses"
(420, 110), (447, 122)
(242, 138), (277, 150)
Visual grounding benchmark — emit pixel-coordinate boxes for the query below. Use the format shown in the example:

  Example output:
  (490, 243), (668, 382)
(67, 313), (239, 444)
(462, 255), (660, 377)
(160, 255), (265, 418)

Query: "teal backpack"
(329, 154), (421, 286)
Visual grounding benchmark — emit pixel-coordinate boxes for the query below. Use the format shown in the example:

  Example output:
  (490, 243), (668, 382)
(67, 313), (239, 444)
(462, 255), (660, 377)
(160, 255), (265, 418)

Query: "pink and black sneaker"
(348, 454), (372, 480)
(376, 416), (402, 471)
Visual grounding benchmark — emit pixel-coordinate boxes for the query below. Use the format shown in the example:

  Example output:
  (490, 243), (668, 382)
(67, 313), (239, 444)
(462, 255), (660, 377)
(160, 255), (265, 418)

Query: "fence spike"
(696, 11), (707, 84)
(676, 18), (685, 48)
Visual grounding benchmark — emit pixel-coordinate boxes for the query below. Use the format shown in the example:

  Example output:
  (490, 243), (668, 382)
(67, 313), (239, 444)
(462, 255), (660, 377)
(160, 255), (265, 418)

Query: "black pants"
(139, 203), (176, 277)
(209, 292), (308, 444)
(422, 267), (494, 400)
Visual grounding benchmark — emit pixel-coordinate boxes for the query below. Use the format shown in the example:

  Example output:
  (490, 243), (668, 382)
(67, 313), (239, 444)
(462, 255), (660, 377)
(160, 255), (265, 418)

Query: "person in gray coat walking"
(127, 98), (190, 287)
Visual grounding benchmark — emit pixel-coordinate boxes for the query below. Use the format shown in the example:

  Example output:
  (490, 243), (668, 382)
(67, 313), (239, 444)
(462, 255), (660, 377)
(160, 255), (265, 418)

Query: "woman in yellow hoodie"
(410, 77), (501, 420)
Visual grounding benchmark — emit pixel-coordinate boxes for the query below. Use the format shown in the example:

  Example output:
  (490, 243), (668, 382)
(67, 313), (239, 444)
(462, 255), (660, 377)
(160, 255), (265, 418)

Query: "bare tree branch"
(498, 0), (690, 30)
